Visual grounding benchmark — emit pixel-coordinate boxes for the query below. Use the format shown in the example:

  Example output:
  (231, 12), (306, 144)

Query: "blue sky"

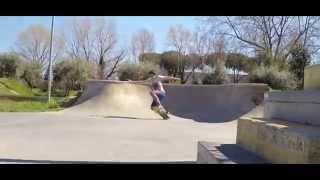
(0, 16), (200, 53)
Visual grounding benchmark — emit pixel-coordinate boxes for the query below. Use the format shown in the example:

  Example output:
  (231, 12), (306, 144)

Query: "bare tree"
(131, 29), (155, 62)
(184, 28), (214, 82)
(206, 16), (320, 60)
(15, 24), (65, 71)
(65, 17), (94, 62)
(167, 24), (192, 82)
(105, 49), (126, 79)
(94, 18), (118, 79)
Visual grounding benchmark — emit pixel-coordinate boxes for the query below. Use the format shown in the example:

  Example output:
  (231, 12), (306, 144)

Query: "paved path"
(0, 112), (236, 163)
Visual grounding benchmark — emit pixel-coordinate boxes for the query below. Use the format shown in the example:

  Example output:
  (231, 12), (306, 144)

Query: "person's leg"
(150, 90), (169, 119)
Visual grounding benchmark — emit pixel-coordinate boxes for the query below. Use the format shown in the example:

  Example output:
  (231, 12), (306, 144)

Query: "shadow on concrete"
(199, 143), (269, 164)
(215, 144), (268, 164)
(0, 158), (195, 164)
(164, 107), (256, 123)
(102, 116), (162, 121)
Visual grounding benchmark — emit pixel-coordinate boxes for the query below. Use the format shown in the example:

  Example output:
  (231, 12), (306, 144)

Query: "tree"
(118, 61), (160, 81)
(53, 59), (95, 96)
(20, 62), (43, 89)
(206, 16), (320, 61)
(93, 18), (118, 79)
(184, 29), (214, 83)
(131, 29), (155, 62)
(0, 53), (21, 78)
(288, 43), (311, 89)
(160, 51), (186, 77)
(14, 25), (65, 72)
(65, 17), (125, 79)
(139, 52), (161, 65)
(65, 18), (94, 62)
(225, 53), (249, 83)
(167, 24), (192, 82)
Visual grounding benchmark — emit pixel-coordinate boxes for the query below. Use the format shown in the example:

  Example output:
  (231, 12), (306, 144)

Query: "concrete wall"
(304, 64), (320, 90)
(237, 117), (320, 164)
(264, 90), (320, 126)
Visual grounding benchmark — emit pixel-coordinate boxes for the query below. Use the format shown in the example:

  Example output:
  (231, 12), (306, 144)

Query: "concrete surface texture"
(0, 80), (268, 163)
(304, 64), (320, 90)
(237, 117), (320, 164)
(264, 90), (320, 126)
(197, 141), (268, 164)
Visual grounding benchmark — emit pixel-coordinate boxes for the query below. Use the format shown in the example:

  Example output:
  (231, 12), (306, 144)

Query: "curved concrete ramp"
(162, 84), (268, 122)
(64, 80), (268, 122)
(64, 81), (160, 119)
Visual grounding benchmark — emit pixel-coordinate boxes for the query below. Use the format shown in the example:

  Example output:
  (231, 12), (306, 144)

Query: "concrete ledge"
(305, 64), (320, 90)
(237, 117), (320, 164)
(197, 142), (268, 164)
(264, 90), (320, 126)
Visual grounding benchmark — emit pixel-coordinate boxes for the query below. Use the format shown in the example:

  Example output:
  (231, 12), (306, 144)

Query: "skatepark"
(0, 80), (268, 163)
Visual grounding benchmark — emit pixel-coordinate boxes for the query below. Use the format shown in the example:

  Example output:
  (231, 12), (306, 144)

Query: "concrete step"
(197, 141), (268, 164)
(237, 117), (320, 163)
(264, 90), (320, 126)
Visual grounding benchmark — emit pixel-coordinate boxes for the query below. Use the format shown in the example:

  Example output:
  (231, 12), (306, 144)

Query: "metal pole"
(48, 16), (54, 103)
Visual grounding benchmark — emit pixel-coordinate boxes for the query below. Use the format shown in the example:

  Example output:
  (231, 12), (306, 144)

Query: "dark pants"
(151, 91), (166, 107)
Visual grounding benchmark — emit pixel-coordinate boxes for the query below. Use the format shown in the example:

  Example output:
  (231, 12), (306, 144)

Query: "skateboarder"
(129, 71), (180, 119)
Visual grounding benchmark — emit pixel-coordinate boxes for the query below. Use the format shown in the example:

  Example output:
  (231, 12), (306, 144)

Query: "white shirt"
(145, 75), (166, 92)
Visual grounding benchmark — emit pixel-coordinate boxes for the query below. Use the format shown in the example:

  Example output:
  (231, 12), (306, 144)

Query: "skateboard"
(152, 106), (170, 120)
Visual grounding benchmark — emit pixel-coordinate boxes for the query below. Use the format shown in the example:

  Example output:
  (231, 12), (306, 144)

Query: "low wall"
(304, 64), (320, 90)
(237, 117), (320, 164)
(264, 90), (320, 126)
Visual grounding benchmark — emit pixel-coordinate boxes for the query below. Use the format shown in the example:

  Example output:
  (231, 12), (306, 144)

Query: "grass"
(0, 78), (79, 112)
(0, 95), (77, 112)
(0, 78), (34, 96)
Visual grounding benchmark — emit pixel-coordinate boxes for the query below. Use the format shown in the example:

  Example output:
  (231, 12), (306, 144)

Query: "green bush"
(53, 59), (95, 96)
(202, 71), (229, 85)
(20, 62), (43, 89)
(0, 53), (22, 78)
(202, 61), (229, 85)
(249, 65), (297, 90)
(118, 62), (160, 81)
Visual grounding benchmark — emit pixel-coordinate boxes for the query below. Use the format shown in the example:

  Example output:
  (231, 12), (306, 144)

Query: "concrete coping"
(86, 80), (268, 88)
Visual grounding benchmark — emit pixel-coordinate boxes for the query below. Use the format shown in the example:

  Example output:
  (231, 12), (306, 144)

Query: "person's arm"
(127, 78), (151, 84)
(158, 75), (180, 81)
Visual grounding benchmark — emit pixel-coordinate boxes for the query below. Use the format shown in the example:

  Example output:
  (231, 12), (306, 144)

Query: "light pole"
(48, 16), (54, 103)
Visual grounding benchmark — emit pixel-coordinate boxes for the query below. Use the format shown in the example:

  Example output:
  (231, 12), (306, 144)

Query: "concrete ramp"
(64, 80), (268, 122)
(64, 80), (160, 119)
(162, 84), (268, 122)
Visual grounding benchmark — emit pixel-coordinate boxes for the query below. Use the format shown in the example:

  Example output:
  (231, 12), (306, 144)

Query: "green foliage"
(288, 44), (311, 89)
(0, 53), (22, 78)
(139, 53), (162, 65)
(249, 65), (297, 90)
(225, 53), (250, 83)
(53, 59), (94, 96)
(118, 61), (160, 81)
(0, 96), (75, 112)
(202, 61), (229, 85)
(160, 51), (180, 76)
(20, 62), (43, 89)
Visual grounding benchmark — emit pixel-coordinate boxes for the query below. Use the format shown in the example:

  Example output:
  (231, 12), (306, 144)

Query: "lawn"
(0, 78), (79, 112)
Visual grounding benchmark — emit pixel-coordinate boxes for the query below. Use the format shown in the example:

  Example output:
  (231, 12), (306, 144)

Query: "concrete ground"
(0, 112), (237, 163)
